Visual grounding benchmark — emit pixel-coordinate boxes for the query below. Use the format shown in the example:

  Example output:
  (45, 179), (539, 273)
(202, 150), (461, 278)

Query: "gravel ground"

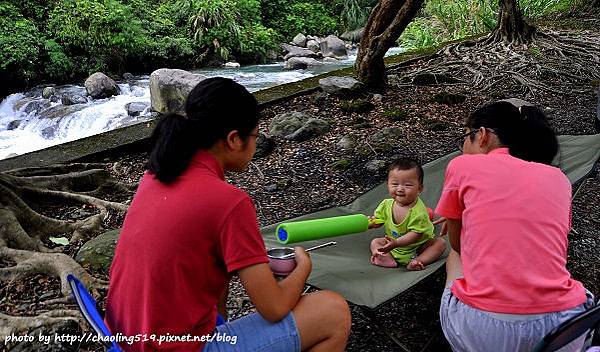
(2, 27), (600, 352)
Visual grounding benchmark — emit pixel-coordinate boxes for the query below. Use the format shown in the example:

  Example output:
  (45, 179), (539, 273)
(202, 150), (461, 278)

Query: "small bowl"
(267, 247), (296, 276)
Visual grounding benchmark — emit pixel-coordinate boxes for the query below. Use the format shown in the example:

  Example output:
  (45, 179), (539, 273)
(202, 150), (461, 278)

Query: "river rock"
(125, 101), (150, 117)
(319, 76), (363, 96)
(61, 94), (87, 106)
(319, 35), (348, 59)
(282, 43), (319, 60)
(292, 33), (307, 47)
(39, 104), (86, 119)
(224, 62), (241, 68)
(13, 97), (33, 111)
(7, 120), (21, 130)
(41, 126), (56, 139)
(75, 229), (120, 272)
(23, 99), (52, 114)
(286, 118), (330, 141)
(269, 111), (310, 137)
(123, 72), (134, 80)
(284, 57), (321, 70)
(42, 86), (56, 99)
(365, 159), (387, 174)
(84, 72), (120, 99)
(340, 28), (364, 42)
(254, 132), (275, 158)
(149, 68), (207, 116)
(369, 127), (403, 151)
(306, 39), (320, 53)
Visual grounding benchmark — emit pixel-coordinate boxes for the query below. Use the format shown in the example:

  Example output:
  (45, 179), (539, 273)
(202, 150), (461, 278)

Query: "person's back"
(106, 152), (262, 350)
(442, 149), (585, 313)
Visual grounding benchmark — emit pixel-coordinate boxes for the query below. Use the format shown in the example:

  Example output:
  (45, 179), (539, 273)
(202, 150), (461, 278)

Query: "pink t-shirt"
(436, 148), (586, 314)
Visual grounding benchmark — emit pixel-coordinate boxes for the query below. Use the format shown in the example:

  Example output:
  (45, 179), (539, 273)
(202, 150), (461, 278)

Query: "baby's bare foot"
(407, 259), (425, 271)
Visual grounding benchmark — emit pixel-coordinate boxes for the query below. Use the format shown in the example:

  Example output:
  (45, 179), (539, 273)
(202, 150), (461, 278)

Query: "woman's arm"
(446, 218), (462, 253)
(237, 247), (311, 322)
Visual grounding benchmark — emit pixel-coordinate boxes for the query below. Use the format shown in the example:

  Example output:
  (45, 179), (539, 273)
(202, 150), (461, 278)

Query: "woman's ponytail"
(468, 101), (559, 165)
(509, 105), (558, 165)
(146, 114), (199, 183)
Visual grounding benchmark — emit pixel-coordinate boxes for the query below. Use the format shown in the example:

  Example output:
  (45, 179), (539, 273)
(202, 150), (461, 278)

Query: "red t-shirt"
(106, 151), (269, 351)
(436, 148), (586, 314)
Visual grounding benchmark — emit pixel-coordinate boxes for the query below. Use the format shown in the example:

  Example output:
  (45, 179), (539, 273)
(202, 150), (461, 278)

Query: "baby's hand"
(368, 216), (384, 229)
(378, 237), (397, 253)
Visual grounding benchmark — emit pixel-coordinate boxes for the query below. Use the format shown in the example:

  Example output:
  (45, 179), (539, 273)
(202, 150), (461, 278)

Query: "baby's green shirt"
(373, 197), (435, 264)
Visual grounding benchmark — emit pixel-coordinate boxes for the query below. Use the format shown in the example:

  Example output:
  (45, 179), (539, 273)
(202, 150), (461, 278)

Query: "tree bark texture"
(492, 0), (535, 43)
(355, 0), (424, 88)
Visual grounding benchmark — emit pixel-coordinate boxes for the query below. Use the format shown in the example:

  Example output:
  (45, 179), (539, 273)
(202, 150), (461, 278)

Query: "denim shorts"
(440, 283), (595, 352)
(202, 312), (301, 352)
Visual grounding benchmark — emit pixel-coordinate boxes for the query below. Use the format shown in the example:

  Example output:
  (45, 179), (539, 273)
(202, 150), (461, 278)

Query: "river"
(0, 48), (404, 160)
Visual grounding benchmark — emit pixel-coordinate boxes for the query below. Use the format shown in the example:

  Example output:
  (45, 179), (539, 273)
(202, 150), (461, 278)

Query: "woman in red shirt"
(436, 100), (594, 351)
(106, 77), (350, 351)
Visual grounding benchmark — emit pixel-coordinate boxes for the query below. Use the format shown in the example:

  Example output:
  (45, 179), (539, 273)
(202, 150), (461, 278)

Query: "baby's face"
(387, 168), (423, 206)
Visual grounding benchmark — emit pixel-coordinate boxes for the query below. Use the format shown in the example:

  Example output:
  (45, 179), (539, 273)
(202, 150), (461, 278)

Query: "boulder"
(42, 86), (56, 99)
(319, 35), (348, 59)
(75, 229), (120, 272)
(306, 39), (320, 53)
(23, 99), (52, 114)
(224, 62), (241, 68)
(368, 127), (403, 151)
(254, 132), (275, 158)
(284, 57), (321, 70)
(282, 43), (319, 60)
(61, 94), (87, 106)
(269, 111), (310, 137)
(286, 118), (330, 141)
(39, 104), (86, 119)
(125, 101), (150, 117)
(149, 68), (207, 116)
(84, 72), (120, 99)
(123, 72), (134, 80)
(340, 28), (364, 42)
(292, 33), (307, 47)
(365, 159), (387, 174)
(319, 76), (363, 96)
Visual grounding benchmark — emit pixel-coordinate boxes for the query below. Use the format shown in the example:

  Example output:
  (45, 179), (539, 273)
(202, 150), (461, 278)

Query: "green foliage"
(341, 0), (377, 31)
(275, 2), (339, 39)
(43, 39), (76, 80)
(0, 3), (42, 81)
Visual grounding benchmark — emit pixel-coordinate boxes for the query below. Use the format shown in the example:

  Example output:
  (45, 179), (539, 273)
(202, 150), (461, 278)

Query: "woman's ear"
(224, 130), (242, 151)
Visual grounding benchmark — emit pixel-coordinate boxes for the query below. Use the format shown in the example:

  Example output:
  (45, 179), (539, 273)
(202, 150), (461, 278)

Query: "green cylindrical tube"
(276, 214), (369, 244)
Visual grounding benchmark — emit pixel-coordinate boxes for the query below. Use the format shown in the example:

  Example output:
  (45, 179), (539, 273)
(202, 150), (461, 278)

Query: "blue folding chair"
(68, 274), (226, 351)
(533, 302), (600, 352)
(67, 274), (122, 352)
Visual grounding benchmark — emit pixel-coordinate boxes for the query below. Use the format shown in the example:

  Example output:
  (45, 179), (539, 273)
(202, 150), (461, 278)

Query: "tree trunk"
(355, 0), (424, 88)
(492, 0), (535, 43)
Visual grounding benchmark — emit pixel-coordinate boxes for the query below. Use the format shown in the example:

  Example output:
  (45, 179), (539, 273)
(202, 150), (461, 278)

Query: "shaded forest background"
(0, 0), (592, 96)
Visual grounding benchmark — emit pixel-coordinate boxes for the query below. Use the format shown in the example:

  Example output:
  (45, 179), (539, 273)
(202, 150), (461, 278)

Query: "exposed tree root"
(0, 163), (132, 338)
(0, 310), (82, 338)
(389, 28), (600, 99)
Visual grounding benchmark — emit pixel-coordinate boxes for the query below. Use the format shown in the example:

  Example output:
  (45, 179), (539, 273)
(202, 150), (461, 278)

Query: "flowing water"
(0, 48), (404, 160)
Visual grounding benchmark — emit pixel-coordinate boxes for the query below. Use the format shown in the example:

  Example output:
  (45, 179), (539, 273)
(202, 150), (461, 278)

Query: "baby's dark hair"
(388, 157), (424, 184)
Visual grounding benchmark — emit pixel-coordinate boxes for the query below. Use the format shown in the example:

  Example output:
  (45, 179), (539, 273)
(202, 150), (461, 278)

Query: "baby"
(369, 158), (446, 270)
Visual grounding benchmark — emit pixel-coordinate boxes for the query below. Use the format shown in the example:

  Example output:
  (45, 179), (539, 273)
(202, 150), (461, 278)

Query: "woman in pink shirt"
(436, 100), (594, 351)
